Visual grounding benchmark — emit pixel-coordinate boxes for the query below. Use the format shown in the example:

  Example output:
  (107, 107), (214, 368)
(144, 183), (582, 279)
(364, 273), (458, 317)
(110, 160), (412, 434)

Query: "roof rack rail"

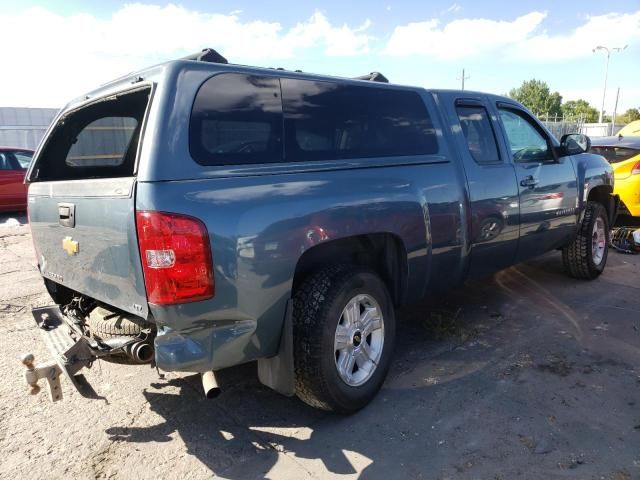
(182, 48), (228, 64)
(353, 72), (389, 83)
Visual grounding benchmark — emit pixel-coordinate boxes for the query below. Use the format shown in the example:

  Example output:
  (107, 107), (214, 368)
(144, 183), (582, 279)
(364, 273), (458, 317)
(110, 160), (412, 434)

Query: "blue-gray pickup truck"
(22, 49), (617, 412)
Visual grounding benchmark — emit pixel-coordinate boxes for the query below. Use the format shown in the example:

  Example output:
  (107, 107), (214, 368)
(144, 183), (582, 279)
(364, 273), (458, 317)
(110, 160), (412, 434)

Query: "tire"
(293, 266), (396, 413)
(562, 201), (610, 280)
(87, 306), (152, 364)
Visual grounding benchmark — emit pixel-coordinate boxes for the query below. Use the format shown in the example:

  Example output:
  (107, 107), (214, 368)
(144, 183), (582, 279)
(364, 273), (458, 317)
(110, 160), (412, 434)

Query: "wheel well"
(292, 233), (409, 306)
(587, 185), (615, 224)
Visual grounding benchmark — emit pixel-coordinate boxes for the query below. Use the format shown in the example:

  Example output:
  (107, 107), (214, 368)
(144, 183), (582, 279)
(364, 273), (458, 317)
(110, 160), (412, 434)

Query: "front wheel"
(562, 201), (610, 280)
(293, 266), (396, 413)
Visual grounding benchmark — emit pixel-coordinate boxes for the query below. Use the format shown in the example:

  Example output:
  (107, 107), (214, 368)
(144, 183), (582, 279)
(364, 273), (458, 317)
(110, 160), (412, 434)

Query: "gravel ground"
(1, 211), (639, 479)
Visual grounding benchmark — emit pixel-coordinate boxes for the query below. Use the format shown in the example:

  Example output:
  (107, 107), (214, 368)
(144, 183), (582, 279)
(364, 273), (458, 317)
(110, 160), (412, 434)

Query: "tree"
(509, 79), (562, 118)
(619, 108), (640, 124)
(561, 99), (599, 122)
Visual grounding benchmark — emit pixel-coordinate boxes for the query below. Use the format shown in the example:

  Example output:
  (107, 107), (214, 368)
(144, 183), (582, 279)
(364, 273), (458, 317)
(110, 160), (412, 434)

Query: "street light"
(593, 44), (627, 124)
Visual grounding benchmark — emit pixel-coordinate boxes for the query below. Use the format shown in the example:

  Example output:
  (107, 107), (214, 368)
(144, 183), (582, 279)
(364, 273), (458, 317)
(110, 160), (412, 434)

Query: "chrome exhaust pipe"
(123, 341), (154, 363)
(201, 370), (221, 399)
(131, 342), (154, 363)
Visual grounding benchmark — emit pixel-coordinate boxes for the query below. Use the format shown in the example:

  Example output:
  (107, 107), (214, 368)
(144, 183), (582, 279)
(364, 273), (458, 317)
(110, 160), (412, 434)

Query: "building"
(0, 107), (58, 150)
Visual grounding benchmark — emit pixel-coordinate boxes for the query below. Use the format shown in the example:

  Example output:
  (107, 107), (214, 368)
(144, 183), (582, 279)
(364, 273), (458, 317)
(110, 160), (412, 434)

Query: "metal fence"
(0, 107), (58, 150)
(538, 113), (624, 138)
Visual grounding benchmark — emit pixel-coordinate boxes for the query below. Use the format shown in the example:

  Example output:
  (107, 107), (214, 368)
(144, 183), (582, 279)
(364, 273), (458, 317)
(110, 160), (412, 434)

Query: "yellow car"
(591, 135), (640, 216)
(617, 120), (640, 137)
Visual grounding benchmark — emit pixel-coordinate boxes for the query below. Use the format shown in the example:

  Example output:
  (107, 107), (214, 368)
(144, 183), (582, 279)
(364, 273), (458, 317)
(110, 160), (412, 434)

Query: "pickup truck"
(23, 49), (617, 413)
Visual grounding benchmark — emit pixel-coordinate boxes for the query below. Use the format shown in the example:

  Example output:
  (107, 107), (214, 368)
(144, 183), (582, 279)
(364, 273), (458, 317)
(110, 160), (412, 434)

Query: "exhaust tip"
(201, 371), (221, 399)
(130, 342), (154, 363)
(205, 387), (222, 399)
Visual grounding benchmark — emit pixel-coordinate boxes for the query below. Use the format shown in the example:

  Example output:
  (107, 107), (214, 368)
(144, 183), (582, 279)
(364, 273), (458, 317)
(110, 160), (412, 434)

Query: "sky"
(1, 0), (639, 115)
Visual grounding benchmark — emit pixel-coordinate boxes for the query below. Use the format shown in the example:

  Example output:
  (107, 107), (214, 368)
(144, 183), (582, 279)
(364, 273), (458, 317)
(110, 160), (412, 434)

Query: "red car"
(0, 147), (33, 211)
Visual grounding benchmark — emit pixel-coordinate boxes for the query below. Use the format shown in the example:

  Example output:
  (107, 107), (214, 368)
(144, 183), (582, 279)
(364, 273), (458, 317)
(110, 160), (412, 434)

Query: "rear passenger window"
(190, 74), (283, 165)
(455, 105), (500, 164)
(281, 78), (437, 161)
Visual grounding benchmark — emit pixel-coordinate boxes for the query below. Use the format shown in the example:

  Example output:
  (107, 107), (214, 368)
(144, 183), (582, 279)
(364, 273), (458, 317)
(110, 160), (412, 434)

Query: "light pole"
(593, 45), (627, 124)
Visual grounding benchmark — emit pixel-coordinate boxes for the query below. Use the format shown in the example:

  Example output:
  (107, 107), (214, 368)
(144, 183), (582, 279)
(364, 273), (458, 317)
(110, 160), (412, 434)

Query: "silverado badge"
(62, 236), (79, 256)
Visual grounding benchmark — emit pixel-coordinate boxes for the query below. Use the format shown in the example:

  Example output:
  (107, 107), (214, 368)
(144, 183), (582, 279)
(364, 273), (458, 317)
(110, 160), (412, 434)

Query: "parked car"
(22, 49), (617, 412)
(591, 136), (640, 217)
(0, 147), (33, 211)
(616, 120), (640, 137)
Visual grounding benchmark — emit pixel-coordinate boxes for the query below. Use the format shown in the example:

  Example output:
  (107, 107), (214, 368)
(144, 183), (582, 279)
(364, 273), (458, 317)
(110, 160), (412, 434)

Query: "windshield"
(0, 150), (32, 169)
(591, 146), (639, 164)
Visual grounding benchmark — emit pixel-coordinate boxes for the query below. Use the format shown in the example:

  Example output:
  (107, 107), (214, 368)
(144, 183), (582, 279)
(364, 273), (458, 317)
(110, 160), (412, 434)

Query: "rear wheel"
(293, 266), (396, 413)
(562, 201), (609, 280)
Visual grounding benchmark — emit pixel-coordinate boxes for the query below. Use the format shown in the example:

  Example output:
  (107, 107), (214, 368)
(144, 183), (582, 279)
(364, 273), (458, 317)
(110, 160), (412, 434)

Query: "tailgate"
(29, 178), (148, 317)
(27, 86), (151, 317)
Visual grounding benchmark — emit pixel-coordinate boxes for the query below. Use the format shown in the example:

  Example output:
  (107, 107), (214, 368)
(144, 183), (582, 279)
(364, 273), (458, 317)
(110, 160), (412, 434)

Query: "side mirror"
(560, 133), (591, 156)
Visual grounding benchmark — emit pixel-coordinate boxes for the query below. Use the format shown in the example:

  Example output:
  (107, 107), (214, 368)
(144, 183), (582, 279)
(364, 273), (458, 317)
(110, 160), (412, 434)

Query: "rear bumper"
(154, 318), (258, 372)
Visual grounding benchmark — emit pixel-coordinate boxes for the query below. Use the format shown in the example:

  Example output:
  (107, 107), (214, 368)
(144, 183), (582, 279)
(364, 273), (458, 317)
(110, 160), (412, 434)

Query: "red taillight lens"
(632, 161), (640, 175)
(136, 211), (214, 305)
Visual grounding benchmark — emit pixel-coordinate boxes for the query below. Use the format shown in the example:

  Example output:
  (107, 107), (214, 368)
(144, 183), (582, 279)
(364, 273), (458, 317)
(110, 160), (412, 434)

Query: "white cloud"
(447, 3), (462, 14)
(0, 4), (372, 107)
(385, 12), (547, 58)
(384, 10), (640, 61)
(517, 11), (640, 60)
(285, 12), (372, 56)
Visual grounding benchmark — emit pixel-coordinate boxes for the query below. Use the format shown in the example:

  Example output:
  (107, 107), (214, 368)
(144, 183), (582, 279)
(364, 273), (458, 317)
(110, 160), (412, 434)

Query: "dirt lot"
(1, 212), (639, 479)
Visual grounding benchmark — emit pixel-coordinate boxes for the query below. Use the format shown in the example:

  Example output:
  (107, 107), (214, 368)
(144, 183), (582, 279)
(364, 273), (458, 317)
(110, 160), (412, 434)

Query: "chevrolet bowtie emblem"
(62, 236), (79, 256)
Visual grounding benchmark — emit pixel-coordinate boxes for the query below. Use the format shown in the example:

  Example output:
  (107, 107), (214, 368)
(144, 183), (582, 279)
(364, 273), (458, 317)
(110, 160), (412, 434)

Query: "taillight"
(632, 161), (640, 175)
(136, 211), (214, 305)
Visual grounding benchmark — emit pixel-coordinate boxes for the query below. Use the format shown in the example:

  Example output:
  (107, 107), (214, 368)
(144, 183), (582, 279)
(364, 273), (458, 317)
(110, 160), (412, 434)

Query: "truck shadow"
(103, 278), (514, 478)
(102, 255), (630, 479)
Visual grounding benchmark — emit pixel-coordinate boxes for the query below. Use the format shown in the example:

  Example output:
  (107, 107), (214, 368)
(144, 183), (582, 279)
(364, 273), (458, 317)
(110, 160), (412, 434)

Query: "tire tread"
(562, 201), (609, 280)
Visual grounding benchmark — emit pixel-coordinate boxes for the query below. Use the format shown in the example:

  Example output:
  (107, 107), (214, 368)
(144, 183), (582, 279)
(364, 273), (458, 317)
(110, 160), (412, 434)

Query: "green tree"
(509, 79), (562, 118)
(620, 108), (640, 124)
(561, 99), (599, 122)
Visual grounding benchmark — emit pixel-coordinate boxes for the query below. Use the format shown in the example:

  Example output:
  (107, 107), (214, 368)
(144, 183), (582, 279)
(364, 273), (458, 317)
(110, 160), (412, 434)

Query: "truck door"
(451, 97), (520, 278)
(494, 103), (578, 261)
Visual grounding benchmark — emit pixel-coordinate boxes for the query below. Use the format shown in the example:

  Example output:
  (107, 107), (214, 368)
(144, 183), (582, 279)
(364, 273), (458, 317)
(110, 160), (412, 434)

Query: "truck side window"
(32, 87), (150, 181)
(455, 105), (500, 165)
(281, 78), (438, 161)
(190, 74), (283, 165)
(498, 108), (551, 163)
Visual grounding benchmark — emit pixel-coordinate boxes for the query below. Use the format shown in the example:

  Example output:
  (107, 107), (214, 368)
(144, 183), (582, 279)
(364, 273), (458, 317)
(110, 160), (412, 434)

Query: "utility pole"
(457, 68), (470, 90)
(611, 87), (620, 136)
(593, 45), (627, 123)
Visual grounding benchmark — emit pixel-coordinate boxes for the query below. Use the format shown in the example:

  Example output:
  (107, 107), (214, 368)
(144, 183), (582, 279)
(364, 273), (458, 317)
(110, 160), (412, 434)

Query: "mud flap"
(610, 194), (620, 225)
(257, 299), (295, 396)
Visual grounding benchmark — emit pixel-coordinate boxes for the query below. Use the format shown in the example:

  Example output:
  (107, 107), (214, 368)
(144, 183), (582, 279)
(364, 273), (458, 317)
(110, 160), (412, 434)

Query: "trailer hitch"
(21, 353), (63, 401)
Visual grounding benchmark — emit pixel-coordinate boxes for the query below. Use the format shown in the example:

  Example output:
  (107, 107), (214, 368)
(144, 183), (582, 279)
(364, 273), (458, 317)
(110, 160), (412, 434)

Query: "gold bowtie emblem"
(62, 236), (79, 256)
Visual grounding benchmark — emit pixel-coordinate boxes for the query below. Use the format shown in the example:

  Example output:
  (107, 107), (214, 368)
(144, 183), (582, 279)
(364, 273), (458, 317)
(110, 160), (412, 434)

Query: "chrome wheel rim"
(592, 217), (606, 265)
(334, 294), (385, 387)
